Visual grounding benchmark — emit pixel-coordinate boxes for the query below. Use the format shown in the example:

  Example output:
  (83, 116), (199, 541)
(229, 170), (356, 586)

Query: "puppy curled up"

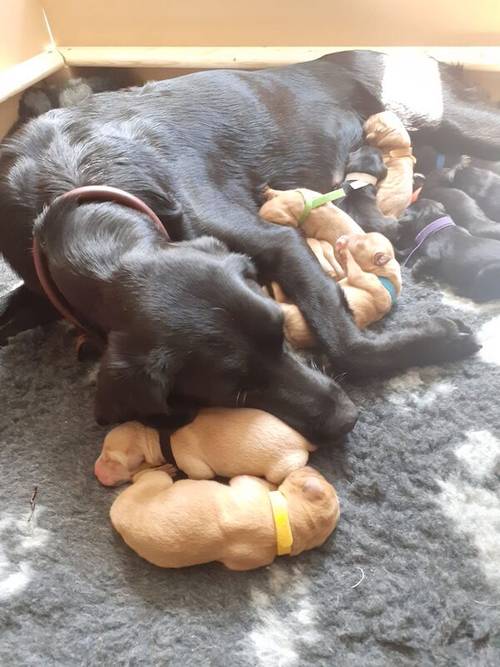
(95, 408), (315, 486)
(110, 465), (339, 570)
(270, 239), (399, 347)
(364, 111), (416, 219)
(259, 187), (402, 343)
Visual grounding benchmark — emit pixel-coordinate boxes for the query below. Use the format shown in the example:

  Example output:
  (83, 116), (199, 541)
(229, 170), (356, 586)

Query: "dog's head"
(93, 235), (357, 445)
(345, 145), (388, 182)
(279, 466), (339, 555)
(397, 198), (447, 248)
(94, 421), (163, 486)
(336, 232), (402, 292)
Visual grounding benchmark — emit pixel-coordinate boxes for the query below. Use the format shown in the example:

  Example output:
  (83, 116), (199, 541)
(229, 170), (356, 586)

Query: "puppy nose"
(335, 400), (359, 439)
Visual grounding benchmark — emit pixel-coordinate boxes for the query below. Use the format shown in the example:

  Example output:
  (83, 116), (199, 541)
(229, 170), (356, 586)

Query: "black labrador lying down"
(421, 169), (500, 241)
(0, 50), (493, 442)
(398, 199), (500, 302)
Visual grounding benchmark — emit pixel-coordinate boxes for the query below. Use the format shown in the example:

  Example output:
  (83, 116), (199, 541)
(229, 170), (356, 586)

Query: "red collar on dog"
(32, 185), (170, 341)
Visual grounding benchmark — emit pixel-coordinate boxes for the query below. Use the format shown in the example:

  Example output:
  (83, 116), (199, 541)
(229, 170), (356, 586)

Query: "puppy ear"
(374, 252), (391, 266)
(302, 477), (327, 502)
(94, 331), (177, 425)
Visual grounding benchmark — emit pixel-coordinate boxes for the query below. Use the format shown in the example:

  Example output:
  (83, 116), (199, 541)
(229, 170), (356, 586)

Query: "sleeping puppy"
(259, 186), (401, 283)
(338, 146), (399, 241)
(260, 185), (362, 273)
(413, 145), (500, 179)
(270, 233), (401, 346)
(444, 159), (500, 222)
(110, 466), (339, 570)
(421, 171), (500, 241)
(397, 199), (500, 302)
(364, 111), (415, 219)
(95, 408), (314, 486)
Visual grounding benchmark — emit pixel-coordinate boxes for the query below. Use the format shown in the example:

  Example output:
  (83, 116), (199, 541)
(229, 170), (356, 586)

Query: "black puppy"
(398, 199), (500, 301)
(413, 144), (500, 178)
(421, 169), (500, 241)
(444, 160), (500, 222)
(338, 146), (399, 241)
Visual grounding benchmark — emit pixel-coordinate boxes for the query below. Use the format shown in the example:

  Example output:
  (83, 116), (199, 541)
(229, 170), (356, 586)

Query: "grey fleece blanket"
(0, 258), (499, 667)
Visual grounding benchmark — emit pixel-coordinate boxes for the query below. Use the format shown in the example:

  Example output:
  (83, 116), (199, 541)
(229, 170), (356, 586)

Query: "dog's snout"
(325, 386), (359, 440)
(335, 402), (359, 439)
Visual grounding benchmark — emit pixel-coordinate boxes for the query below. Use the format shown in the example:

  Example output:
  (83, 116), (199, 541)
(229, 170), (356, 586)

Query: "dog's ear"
(374, 252), (391, 266)
(94, 331), (178, 426)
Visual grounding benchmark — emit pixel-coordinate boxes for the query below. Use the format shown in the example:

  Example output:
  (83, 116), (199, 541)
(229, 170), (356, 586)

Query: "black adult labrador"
(0, 50), (492, 442)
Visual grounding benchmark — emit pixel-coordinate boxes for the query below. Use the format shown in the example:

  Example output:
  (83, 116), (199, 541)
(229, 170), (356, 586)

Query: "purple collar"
(403, 216), (456, 267)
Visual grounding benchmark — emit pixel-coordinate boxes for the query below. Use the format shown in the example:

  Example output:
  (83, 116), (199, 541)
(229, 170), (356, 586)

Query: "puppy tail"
(470, 261), (500, 302)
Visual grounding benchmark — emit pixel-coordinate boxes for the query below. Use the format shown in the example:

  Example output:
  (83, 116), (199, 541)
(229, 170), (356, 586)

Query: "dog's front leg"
(185, 195), (479, 376)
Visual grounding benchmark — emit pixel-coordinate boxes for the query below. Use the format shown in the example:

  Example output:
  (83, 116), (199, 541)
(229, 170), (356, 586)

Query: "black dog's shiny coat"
(421, 170), (500, 241)
(398, 199), (500, 301)
(339, 145), (399, 240)
(0, 50), (493, 439)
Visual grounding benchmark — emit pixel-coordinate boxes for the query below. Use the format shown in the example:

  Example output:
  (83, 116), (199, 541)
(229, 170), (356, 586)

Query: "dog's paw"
(428, 317), (481, 361)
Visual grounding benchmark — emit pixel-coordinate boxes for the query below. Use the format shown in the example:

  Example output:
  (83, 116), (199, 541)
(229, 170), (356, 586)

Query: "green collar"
(297, 180), (370, 225)
(378, 276), (397, 306)
(297, 187), (346, 225)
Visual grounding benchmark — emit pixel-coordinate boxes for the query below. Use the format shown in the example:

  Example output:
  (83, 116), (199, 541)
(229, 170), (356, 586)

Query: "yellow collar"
(268, 490), (293, 556)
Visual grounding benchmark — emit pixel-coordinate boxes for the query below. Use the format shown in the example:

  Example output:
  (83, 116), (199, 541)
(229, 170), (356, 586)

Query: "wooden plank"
(58, 46), (336, 69)
(41, 0), (500, 48)
(0, 50), (64, 105)
(58, 46), (500, 72)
